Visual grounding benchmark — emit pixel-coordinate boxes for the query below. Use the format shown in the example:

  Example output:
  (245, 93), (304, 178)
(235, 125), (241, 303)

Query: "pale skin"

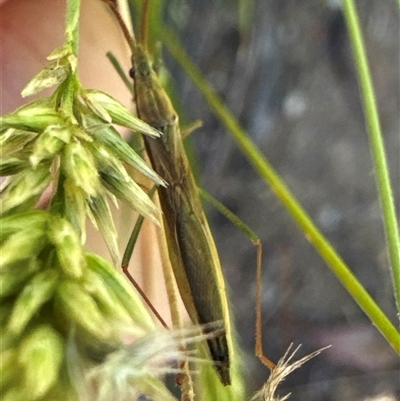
(0, 0), (170, 321)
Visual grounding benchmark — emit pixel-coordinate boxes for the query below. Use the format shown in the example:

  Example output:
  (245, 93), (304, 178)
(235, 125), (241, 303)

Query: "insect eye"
(141, 68), (151, 77)
(129, 68), (135, 78)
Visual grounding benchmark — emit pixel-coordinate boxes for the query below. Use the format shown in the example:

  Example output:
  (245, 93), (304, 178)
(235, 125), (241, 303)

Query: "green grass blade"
(122, 186), (157, 270)
(342, 0), (400, 316)
(106, 52), (134, 93)
(65, 0), (80, 55)
(161, 27), (400, 355)
(199, 188), (259, 244)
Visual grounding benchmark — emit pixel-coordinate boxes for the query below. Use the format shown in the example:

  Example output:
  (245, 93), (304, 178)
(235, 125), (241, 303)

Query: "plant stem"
(342, 0), (400, 315)
(65, 0), (81, 56)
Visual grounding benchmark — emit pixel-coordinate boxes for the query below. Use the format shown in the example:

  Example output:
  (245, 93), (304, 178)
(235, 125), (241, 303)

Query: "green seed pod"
(47, 215), (85, 278)
(29, 124), (71, 167)
(47, 43), (74, 61)
(0, 349), (21, 391)
(1, 386), (29, 401)
(0, 329), (16, 353)
(0, 211), (48, 239)
(82, 267), (133, 326)
(0, 99), (63, 133)
(35, 370), (79, 401)
(8, 269), (59, 335)
(0, 299), (13, 326)
(0, 129), (38, 158)
(56, 280), (112, 341)
(83, 90), (161, 137)
(89, 141), (131, 182)
(63, 178), (87, 244)
(85, 253), (155, 332)
(86, 194), (120, 266)
(1, 163), (51, 214)
(87, 118), (165, 186)
(62, 141), (100, 197)
(100, 170), (160, 226)
(0, 258), (40, 298)
(0, 228), (47, 272)
(18, 325), (64, 400)
(0, 154), (30, 176)
(21, 61), (70, 98)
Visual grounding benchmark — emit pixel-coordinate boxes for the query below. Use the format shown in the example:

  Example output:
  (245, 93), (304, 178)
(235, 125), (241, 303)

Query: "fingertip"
(1, 0), (131, 114)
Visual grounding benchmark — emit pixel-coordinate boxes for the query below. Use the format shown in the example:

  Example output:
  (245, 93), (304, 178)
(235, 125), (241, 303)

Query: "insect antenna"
(140, 0), (150, 50)
(102, 0), (136, 50)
